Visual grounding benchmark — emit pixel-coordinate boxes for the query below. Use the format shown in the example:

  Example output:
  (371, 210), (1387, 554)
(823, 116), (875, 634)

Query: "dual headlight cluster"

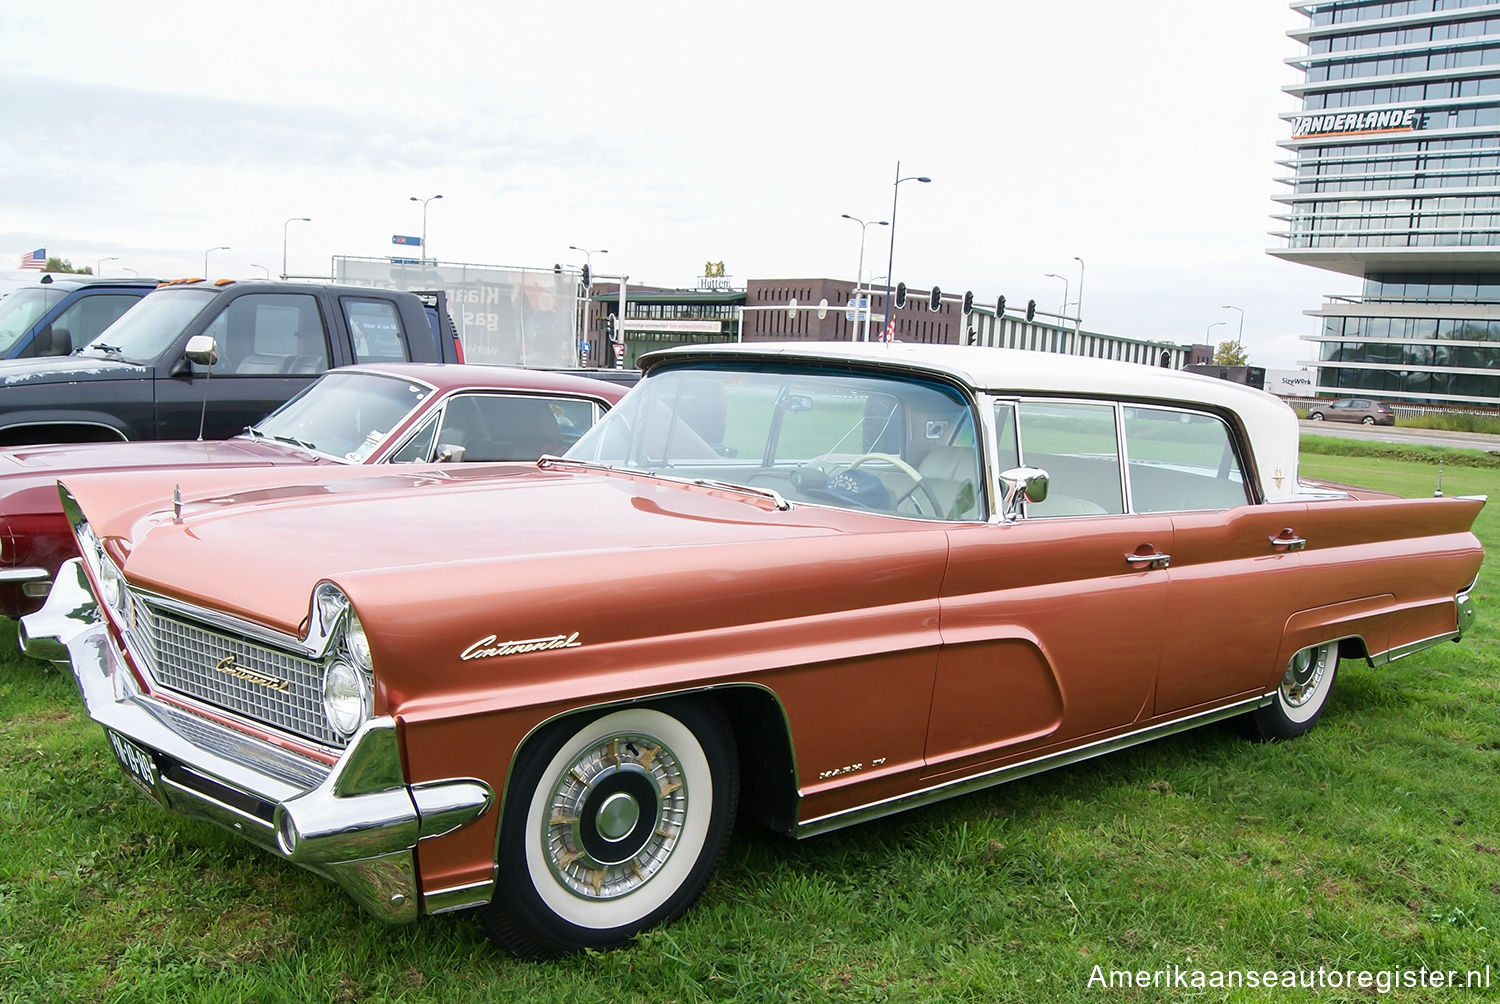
(312, 583), (375, 738)
(76, 519), (128, 616)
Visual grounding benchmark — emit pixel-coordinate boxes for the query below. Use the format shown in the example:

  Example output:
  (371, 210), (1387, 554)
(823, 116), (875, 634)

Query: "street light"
(203, 245), (229, 277)
(1221, 304), (1245, 354)
(1207, 320), (1226, 341)
(250, 263), (270, 279)
(841, 214), (888, 341)
(1044, 272), (1070, 324)
(569, 246), (607, 366)
(880, 161), (931, 342)
(1073, 256), (1086, 338)
(411, 195), (443, 265)
(282, 217), (310, 279)
(96, 256), (118, 276)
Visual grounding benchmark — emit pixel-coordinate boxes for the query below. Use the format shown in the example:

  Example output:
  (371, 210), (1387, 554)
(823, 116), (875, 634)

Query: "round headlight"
(322, 660), (368, 736)
(345, 615), (372, 672)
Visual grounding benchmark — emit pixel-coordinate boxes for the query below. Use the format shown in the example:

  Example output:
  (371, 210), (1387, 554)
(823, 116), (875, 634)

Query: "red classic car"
(25, 342), (1483, 957)
(0, 362), (625, 620)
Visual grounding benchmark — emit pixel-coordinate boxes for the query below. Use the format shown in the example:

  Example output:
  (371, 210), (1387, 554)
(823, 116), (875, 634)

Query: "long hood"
(0, 355), (148, 386)
(64, 464), (935, 635)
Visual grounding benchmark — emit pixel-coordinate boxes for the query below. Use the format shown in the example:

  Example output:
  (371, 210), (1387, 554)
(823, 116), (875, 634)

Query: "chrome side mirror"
(435, 443), (466, 463)
(999, 466), (1049, 520)
(184, 335), (219, 367)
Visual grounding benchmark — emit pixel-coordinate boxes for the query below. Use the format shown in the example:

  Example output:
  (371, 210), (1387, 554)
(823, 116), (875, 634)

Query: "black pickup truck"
(0, 280), (461, 445)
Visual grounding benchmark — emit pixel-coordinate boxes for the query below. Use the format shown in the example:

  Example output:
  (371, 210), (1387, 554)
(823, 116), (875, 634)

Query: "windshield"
(251, 370), (434, 461)
(565, 364), (984, 520)
(81, 287), (217, 362)
(0, 287), (66, 354)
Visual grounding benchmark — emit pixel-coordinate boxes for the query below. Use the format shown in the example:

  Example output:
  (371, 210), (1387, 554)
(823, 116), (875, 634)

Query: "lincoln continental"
(25, 342), (1483, 957)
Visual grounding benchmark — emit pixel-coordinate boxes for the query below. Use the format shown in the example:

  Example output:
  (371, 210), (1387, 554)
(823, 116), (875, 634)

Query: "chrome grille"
(122, 594), (343, 749)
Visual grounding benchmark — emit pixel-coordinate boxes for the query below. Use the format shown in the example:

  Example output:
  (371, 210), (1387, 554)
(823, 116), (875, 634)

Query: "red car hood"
(62, 463), (923, 635)
(0, 438), (328, 511)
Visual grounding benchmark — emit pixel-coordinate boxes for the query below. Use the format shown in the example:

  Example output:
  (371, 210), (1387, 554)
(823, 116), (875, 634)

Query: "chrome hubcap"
(544, 732), (687, 900)
(1281, 644), (1329, 708)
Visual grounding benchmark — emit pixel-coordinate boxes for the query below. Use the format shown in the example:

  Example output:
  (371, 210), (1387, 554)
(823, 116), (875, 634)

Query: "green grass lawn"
(2, 452), (1498, 1002)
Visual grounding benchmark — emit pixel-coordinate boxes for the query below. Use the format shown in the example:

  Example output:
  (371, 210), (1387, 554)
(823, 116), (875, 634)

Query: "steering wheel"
(845, 452), (945, 516)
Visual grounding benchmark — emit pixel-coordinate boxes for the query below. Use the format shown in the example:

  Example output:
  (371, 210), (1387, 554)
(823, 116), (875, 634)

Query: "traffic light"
(605, 316), (621, 343)
(996, 295), (1007, 317)
(966, 324), (977, 345)
(1025, 299), (1036, 322)
(928, 285), (941, 311)
(962, 290), (974, 316)
(895, 282), (907, 309)
(581, 264), (591, 288)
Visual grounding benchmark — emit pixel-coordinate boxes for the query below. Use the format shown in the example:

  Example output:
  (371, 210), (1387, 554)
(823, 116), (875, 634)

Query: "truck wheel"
(1248, 641), (1338, 741)
(479, 699), (738, 957)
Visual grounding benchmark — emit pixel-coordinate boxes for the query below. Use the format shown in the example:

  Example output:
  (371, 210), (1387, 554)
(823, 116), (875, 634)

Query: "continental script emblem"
(461, 632), (582, 661)
(214, 654), (291, 692)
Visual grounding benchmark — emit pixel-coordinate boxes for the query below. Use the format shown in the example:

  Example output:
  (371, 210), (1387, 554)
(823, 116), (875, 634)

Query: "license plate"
(106, 729), (159, 796)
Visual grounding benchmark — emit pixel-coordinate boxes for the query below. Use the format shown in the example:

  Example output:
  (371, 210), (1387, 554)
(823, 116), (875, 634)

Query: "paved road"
(1299, 420), (1500, 452)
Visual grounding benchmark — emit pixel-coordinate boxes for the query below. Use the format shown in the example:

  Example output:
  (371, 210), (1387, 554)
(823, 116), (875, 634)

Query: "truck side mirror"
(184, 335), (219, 367)
(43, 325), (72, 356)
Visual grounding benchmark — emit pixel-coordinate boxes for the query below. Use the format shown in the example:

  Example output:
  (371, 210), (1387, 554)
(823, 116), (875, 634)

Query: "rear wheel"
(1247, 641), (1338, 740)
(1361, 415), (1375, 425)
(478, 700), (738, 957)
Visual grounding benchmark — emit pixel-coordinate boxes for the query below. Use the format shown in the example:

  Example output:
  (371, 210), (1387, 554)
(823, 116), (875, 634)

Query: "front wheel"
(479, 699), (739, 957)
(1361, 415), (1375, 425)
(1247, 641), (1339, 741)
(1309, 412), (1325, 421)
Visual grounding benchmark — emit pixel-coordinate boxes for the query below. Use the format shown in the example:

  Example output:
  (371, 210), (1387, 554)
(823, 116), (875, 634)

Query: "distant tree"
(1213, 339), (1249, 366)
(43, 257), (89, 274)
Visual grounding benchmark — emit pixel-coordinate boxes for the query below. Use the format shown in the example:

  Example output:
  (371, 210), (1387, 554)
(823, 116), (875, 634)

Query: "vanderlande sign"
(1292, 107), (1422, 138)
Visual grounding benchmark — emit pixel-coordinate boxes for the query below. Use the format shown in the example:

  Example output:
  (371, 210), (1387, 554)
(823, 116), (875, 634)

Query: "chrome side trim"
(421, 877), (498, 916)
(794, 694), (1269, 838)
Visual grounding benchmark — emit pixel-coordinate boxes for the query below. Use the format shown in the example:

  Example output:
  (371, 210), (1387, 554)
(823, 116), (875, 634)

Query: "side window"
(1124, 406), (1249, 513)
(1018, 401), (1124, 516)
(992, 402), (1019, 472)
(200, 293), (329, 375)
(345, 298), (409, 363)
(51, 294), (141, 352)
(430, 394), (587, 462)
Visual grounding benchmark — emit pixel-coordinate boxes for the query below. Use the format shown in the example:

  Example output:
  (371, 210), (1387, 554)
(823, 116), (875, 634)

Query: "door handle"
(1125, 550), (1171, 570)
(1269, 528), (1307, 551)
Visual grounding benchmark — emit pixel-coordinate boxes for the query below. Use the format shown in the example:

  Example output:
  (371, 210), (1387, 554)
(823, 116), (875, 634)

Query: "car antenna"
(1435, 460), (1444, 498)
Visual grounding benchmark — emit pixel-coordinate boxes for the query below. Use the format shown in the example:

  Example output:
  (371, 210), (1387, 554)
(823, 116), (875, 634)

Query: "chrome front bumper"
(23, 558), (495, 923)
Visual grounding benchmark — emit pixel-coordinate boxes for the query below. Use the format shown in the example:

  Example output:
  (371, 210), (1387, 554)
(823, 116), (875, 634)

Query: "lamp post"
(1206, 320), (1226, 342)
(841, 214), (888, 341)
(410, 195), (443, 265)
(1044, 272), (1070, 324)
(250, 263), (270, 279)
(569, 246), (607, 366)
(1221, 304), (1245, 355)
(282, 217), (310, 279)
(203, 246), (229, 277)
(880, 161), (931, 342)
(1073, 256), (1086, 338)
(95, 256), (118, 276)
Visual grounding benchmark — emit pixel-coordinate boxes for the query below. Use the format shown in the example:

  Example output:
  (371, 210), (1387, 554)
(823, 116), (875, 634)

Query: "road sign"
(392, 235), (422, 246)
(389, 257), (420, 265)
(883, 319), (895, 341)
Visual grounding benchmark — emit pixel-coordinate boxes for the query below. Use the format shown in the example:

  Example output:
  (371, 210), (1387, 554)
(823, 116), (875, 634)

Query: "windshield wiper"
(241, 426), (264, 440)
(84, 343), (125, 359)
(270, 434), (318, 452)
(539, 458), (791, 510)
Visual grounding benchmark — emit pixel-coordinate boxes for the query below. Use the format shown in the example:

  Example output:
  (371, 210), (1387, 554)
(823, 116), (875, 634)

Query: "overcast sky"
(0, 1), (1347, 369)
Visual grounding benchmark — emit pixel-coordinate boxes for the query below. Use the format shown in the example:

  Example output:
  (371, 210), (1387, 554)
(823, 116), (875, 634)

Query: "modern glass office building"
(1272, 0), (1500, 406)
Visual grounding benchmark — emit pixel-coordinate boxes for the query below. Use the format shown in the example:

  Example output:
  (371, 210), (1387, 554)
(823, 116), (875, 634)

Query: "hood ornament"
(173, 484), (183, 523)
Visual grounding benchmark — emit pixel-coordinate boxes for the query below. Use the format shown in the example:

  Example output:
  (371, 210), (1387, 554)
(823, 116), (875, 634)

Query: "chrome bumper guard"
(23, 559), (495, 924)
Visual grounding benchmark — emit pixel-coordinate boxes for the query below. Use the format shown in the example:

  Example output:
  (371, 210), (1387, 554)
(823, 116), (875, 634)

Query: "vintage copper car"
(0, 362), (625, 620)
(27, 342), (1483, 957)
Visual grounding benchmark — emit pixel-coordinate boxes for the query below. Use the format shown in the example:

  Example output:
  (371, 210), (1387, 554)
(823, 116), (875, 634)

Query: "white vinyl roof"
(643, 341), (1303, 503)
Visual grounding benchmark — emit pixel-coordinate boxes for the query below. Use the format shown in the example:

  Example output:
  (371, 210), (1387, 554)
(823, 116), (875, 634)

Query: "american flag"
(18, 248), (45, 270)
